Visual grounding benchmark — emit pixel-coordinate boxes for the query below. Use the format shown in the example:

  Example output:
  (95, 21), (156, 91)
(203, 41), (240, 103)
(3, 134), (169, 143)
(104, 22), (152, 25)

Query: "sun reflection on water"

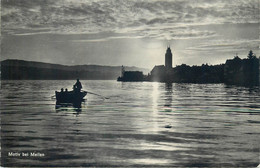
(151, 82), (160, 133)
(129, 158), (174, 165)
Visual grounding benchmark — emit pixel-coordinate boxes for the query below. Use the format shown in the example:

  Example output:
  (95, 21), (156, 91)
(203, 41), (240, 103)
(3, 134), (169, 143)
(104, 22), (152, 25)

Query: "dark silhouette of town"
(1, 47), (259, 86)
(118, 47), (259, 86)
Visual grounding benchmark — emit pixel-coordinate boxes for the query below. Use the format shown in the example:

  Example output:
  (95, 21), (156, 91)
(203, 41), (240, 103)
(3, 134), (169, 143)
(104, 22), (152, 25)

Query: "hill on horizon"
(0, 59), (150, 80)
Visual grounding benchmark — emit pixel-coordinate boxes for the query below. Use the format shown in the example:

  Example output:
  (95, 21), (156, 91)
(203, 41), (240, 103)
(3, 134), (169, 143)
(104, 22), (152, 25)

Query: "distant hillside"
(0, 59), (149, 80)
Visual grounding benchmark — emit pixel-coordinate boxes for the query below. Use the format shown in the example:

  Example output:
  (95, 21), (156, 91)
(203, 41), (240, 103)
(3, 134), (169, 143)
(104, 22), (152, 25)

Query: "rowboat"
(55, 90), (87, 104)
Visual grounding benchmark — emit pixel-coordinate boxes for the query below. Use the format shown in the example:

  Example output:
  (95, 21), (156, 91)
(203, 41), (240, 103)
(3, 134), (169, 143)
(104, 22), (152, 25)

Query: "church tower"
(165, 46), (172, 70)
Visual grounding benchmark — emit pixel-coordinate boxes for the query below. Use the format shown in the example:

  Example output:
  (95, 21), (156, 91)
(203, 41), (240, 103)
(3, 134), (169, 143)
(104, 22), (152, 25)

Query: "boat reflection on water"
(55, 100), (86, 115)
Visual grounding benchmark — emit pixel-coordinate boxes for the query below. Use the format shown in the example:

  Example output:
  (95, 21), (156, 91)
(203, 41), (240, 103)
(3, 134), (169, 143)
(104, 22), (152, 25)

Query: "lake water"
(1, 80), (260, 167)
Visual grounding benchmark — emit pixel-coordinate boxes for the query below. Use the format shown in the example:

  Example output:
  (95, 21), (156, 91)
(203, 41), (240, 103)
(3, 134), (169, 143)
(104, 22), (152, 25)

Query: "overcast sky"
(1, 0), (259, 69)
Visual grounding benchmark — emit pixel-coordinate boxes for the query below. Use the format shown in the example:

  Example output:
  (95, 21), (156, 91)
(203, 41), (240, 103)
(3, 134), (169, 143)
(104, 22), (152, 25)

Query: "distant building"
(117, 71), (145, 82)
(165, 46), (172, 70)
(150, 46), (173, 82)
(150, 65), (166, 82)
(117, 66), (146, 81)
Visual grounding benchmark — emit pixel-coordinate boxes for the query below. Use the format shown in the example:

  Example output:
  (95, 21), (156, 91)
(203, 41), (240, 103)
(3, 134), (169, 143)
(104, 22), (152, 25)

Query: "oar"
(83, 90), (109, 99)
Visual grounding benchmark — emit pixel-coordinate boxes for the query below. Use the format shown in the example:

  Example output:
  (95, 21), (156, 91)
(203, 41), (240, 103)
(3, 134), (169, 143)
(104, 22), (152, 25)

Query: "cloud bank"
(2, 0), (259, 40)
(1, 0), (259, 68)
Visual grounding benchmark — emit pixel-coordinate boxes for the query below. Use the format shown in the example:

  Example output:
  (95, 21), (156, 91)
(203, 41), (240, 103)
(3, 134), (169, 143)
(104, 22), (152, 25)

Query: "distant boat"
(55, 90), (87, 104)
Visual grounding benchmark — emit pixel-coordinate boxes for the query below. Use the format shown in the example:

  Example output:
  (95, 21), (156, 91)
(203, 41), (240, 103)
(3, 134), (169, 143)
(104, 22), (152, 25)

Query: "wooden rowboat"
(55, 90), (87, 104)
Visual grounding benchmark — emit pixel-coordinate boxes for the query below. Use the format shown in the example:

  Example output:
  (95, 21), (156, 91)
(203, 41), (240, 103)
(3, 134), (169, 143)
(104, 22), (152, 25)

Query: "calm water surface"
(1, 80), (260, 167)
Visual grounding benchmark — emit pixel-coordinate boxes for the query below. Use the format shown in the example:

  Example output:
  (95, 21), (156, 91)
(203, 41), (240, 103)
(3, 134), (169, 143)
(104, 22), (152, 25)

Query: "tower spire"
(165, 46), (172, 70)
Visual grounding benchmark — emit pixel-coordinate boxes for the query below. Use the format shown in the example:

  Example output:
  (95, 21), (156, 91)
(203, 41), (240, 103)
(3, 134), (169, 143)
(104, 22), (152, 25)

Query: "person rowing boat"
(73, 79), (82, 92)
